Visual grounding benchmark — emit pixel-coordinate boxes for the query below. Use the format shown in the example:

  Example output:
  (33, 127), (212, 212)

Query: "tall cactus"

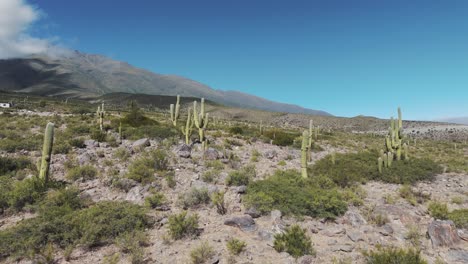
(118, 121), (122, 144)
(308, 120), (314, 161)
(39, 122), (54, 183)
(181, 108), (194, 145)
(301, 130), (309, 178)
(97, 103), (105, 131)
(170, 95), (181, 126)
(193, 98), (209, 148)
(379, 107), (407, 172)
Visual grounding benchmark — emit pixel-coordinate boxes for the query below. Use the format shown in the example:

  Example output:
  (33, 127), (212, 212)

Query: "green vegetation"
(66, 165), (98, 181)
(273, 225), (315, 258)
(178, 187), (211, 209)
(448, 209), (468, 229)
(145, 191), (166, 208)
(125, 149), (169, 183)
(244, 170), (347, 219)
(428, 201), (449, 220)
(167, 211), (199, 240)
(312, 151), (442, 187)
(364, 246), (427, 264)
(0, 156), (34, 177)
(226, 238), (246, 255)
(190, 241), (214, 264)
(226, 164), (256, 186)
(0, 188), (152, 259)
(211, 191), (227, 215)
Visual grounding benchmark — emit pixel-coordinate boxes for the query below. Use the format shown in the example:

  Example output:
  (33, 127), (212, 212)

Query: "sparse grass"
(145, 191), (166, 209)
(202, 169), (220, 183)
(190, 241), (214, 264)
(364, 246), (427, 264)
(115, 147), (131, 161)
(125, 149), (169, 183)
(451, 196), (465, 205)
(428, 201), (449, 220)
(448, 209), (468, 229)
(211, 191), (227, 215)
(405, 225), (422, 248)
(227, 238), (246, 255)
(66, 165), (98, 181)
(178, 187), (210, 209)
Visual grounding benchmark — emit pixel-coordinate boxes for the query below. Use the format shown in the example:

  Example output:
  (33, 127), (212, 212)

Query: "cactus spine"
(193, 98), (209, 149)
(39, 122), (54, 183)
(181, 108), (194, 145)
(301, 130), (309, 178)
(170, 95), (181, 126)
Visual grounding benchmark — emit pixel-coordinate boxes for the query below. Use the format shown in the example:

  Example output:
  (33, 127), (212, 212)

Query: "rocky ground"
(0, 111), (467, 264)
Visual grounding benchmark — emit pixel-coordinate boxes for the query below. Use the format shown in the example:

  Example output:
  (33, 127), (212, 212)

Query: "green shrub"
(273, 225), (315, 258)
(264, 130), (299, 146)
(226, 165), (256, 186)
(211, 191), (227, 215)
(312, 151), (442, 187)
(125, 149), (168, 183)
(53, 141), (72, 154)
(190, 241), (214, 264)
(226, 238), (246, 255)
(120, 104), (157, 127)
(115, 147), (131, 161)
(448, 209), (468, 229)
(205, 160), (224, 170)
(116, 231), (148, 264)
(178, 187), (210, 209)
(165, 172), (176, 188)
(364, 246), (427, 264)
(0, 156), (33, 176)
(7, 177), (50, 211)
(66, 165), (97, 181)
(167, 211), (199, 240)
(91, 129), (107, 142)
(0, 198), (152, 259)
(229, 126), (243, 135)
(69, 138), (86, 148)
(202, 169), (220, 183)
(145, 192), (165, 209)
(428, 201), (449, 220)
(244, 170), (347, 219)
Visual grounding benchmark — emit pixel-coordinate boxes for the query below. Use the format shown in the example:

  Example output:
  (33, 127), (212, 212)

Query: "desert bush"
(125, 149), (169, 183)
(311, 151), (442, 187)
(229, 126), (243, 135)
(69, 138), (86, 148)
(165, 171), (176, 188)
(53, 141), (72, 154)
(364, 246), (427, 264)
(66, 165), (97, 181)
(167, 211), (199, 240)
(116, 230), (149, 264)
(145, 191), (165, 209)
(226, 238), (246, 255)
(226, 164), (256, 186)
(0, 135), (42, 152)
(178, 187), (210, 209)
(244, 170), (347, 219)
(211, 191), (227, 215)
(190, 241), (214, 264)
(91, 129), (107, 142)
(0, 198), (152, 258)
(204, 160), (224, 170)
(0, 156), (34, 176)
(120, 103), (157, 128)
(115, 147), (131, 161)
(273, 225), (315, 258)
(448, 209), (468, 229)
(202, 169), (220, 183)
(428, 201), (449, 220)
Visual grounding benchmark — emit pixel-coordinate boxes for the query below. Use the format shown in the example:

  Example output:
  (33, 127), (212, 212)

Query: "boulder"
(176, 144), (192, 158)
(84, 139), (99, 148)
(342, 209), (367, 227)
(204, 148), (220, 160)
(224, 215), (256, 232)
(132, 138), (150, 150)
(245, 207), (261, 218)
(264, 150), (277, 159)
(427, 220), (461, 248)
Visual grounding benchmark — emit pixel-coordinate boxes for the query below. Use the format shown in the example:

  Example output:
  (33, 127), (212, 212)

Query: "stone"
(379, 224), (394, 236)
(204, 148), (220, 160)
(322, 227), (346, 237)
(458, 229), (468, 242)
(77, 152), (92, 165)
(331, 244), (355, 252)
(298, 255), (316, 264)
(427, 220), (461, 248)
(264, 150), (277, 159)
(245, 207), (261, 218)
(271, 210), (282, 222)
(125, 186), (144, 204)
(347, 231), (364, 242)
(257, 230), (273, 241)
(342, 209), (367, 227)
(84, 139), (98, 148)
(235, 185), (247, 194)
(176, 144), (191, 158)
(446, 250), (468, 263)
(224, 215), (256, 232)
(132, 138), (150, 149)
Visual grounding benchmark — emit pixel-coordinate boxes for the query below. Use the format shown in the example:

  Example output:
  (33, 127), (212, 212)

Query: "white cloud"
(0, 0), (62, 59)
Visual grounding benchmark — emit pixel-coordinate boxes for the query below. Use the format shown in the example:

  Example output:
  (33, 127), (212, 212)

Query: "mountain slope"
(437, 117), (468, 125)
(0, 51), (331, 116)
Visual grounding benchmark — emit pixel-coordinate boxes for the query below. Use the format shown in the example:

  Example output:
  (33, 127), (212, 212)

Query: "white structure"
(0, 103), (11, 108)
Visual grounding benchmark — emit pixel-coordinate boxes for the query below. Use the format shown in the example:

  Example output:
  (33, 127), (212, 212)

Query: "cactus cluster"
(193, 98), (209, 150)
(39, 122), (54, 183)
(97, 103), (105, 131)
(379, 107), (408, 172)
(170, 95), (181, 126)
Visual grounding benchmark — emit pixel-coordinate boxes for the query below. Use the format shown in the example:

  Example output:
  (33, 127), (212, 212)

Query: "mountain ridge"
(0, 51), (331, 116)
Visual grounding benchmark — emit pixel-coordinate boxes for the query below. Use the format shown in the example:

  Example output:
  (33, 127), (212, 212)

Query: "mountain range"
(0, 51), (331, 116)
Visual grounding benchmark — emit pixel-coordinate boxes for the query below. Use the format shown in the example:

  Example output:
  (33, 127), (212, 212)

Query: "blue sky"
(25, 0), (468, 120)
